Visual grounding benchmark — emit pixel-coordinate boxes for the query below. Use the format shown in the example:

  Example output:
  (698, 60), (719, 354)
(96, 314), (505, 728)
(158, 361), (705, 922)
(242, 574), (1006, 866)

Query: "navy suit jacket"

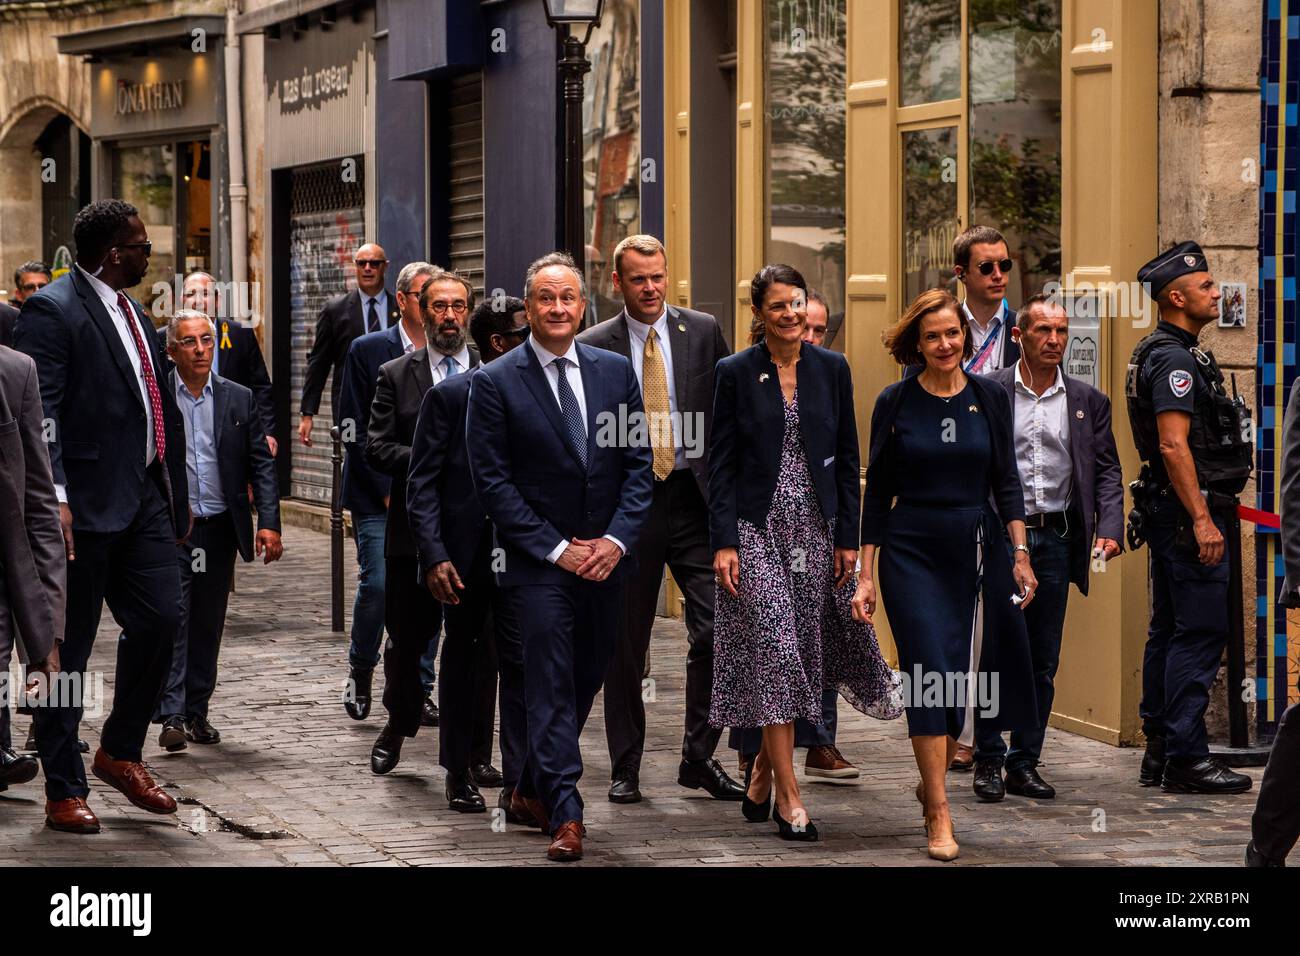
(407, 371), (491, 581)
(14, 269), (189, 536)
(985, 366), (1125, 596)
(337, 324), (404, 515)
(170, 370), (281, 562)
(466, 340), (654, 587)
(0, 302), (17, 348)
(709, 340), (861, 552)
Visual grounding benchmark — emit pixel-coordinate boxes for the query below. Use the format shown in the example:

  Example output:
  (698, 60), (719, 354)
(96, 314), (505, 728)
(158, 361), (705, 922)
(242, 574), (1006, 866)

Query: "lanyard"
(964, 318), (1002, 372)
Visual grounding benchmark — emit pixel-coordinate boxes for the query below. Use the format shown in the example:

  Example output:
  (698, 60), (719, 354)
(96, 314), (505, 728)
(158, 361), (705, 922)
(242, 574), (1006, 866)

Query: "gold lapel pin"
(678, 322), (686, 332)
(968, 404), (979, 413)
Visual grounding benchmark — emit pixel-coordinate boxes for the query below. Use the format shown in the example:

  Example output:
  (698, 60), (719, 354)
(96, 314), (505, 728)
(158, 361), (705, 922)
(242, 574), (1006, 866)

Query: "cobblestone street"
(0, 526), (1261, 867)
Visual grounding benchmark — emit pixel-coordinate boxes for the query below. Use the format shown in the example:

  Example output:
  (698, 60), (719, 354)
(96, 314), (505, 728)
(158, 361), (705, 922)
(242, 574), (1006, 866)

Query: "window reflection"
(767, 0), (846, 340)
(583, 0), (640, 327)
(900, 0), (961, 106)
(969, 0), (1062, 304)
(902, 126), (959, 302)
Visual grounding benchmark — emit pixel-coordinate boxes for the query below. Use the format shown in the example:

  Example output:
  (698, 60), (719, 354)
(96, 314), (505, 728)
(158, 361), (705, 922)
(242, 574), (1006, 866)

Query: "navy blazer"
(169, 370), (281, 562)
(407, 371), (491, 580)
(861, 373), (1024, 546)
(157, 319), (276, 438)
(14, 269), (189, 536)
(985, 366), (1124, 596)
(466, 340), (654, 587)
(709, 341), (861, 552)
(337, 325), (404, 515)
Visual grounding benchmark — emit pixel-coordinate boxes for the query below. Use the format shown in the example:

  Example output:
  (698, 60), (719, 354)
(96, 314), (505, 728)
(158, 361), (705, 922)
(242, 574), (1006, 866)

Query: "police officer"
(1126, 241), (1253, 794)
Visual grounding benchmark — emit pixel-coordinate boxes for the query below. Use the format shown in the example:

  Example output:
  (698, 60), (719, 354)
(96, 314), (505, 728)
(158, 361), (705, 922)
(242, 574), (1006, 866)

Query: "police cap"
(1137, 241), (1209, 297)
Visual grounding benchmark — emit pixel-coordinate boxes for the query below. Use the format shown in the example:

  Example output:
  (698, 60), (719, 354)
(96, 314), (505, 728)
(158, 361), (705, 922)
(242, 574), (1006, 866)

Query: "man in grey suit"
(972, 293), (1125, 801)
(577, 234), (743, 803)
(0, 345), (65, 791)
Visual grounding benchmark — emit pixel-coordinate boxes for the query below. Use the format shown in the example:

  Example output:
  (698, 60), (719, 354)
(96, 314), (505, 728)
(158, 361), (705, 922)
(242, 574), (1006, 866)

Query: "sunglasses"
(18, 281), (48, 293)
(116, 241), (153, 256)
(975, 258), (1014, 277)
(355, 259), (388, 269)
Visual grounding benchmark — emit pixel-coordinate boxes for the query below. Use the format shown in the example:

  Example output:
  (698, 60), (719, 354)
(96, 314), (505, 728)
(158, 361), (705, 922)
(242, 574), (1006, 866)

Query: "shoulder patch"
(1169, 369), (1193, 398)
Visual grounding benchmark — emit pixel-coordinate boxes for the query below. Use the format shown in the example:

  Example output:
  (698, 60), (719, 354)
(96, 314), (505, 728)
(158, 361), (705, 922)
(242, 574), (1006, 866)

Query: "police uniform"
(1126, 241), (1253, 794)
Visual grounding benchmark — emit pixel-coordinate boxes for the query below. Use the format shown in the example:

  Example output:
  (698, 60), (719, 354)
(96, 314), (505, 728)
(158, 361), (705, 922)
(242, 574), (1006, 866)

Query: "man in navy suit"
(971, 294), (1125, 800)
(467, 252), (653, 861)
(154, 310), (282, 751)
(14, 199), (189, 833)
(335, 262), (440, 724)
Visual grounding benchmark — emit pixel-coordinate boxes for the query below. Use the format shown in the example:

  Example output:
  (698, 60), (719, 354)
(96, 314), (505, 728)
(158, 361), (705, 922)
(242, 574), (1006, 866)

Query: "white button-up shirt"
(56, 265), (157, 504)
(397, 321), (415, 354)
(527, 335), (624, 562)
(963, 300), (1009, 372)
(1012, 363), (1073, 516)
(623, 308), (687, 471)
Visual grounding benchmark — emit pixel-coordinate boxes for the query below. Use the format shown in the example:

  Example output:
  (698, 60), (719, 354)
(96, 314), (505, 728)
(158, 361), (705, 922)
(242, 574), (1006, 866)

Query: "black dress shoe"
(678, 757), (745, 800)
(344, 667), (373, 721)
(0, 746), (38, 787)
(1139, 735), (1166, 787)
(24, 729), (88, 753)
(608, 766), (642, 804)
(1161, 756), (1253, 794)
(973, 758), (1005, 802)
(470, 763), (504, 788)
(773, 804), (818, 841)
(1245, 839), (1285, 867)
(370, 724), (403, 775)
(185, 714), (221, 745)
(1004, 764), (1056, 799)
(420, 696), (439, 727)
(157, 715), (187, 753)
(446, 771), (487, 813)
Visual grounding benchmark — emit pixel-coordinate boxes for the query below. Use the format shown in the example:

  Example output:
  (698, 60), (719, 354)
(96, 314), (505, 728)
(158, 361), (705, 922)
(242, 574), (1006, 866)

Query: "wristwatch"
(1012, 544), (1031, 558)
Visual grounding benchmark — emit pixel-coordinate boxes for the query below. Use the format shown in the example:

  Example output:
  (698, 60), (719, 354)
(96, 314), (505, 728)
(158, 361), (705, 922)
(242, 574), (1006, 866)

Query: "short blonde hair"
(612, 234), (667, 275)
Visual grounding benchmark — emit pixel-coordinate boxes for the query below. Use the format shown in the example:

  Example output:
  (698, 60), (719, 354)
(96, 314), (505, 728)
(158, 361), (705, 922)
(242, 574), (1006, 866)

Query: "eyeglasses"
(18, 281), (48, 293)
(116, 242), (153, 256)
(428, 300), (469, 316)
(175, 334), (215, 351)
(355, 259), (388, 269)
(975, 258), (1014, 276)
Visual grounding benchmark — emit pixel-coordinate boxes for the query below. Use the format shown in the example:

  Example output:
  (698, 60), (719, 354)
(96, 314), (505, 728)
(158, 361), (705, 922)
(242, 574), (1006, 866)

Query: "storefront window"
(113, 143), (175, 316)
(181, 141), (213, 276)
(968, 0), (1062, 303)
(902, 126), (958, 302)
(900, 0), (961, 106)
(583, 0), (640, 326)
(766, 0), (847, 331)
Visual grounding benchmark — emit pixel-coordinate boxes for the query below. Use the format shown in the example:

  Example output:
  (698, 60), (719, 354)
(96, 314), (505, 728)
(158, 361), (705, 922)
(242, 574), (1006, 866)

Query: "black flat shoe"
(24, 729), (88, 753)
(370, 724), (403, 775)
(773, 804), (818, 842)
(470, 762), (504, 788)
(1139, 735), (1165, 787)
(446, 771), (487, 813)
(345, 666), (373, 721)
(740, 759), (771, 822)
(1161, 756), (1252, 794)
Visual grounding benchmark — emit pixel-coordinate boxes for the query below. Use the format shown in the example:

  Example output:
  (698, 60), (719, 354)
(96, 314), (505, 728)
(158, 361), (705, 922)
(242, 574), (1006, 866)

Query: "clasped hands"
(557, 537), (623, 582)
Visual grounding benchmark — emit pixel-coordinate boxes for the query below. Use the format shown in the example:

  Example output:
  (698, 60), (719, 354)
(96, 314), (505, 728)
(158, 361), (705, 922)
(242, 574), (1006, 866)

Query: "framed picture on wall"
(1218, 282), (1247, 328)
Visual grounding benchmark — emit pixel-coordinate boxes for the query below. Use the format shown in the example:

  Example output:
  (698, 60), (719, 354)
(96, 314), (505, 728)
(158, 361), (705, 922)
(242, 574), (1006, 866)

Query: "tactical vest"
(1125, 327), (1253, 495)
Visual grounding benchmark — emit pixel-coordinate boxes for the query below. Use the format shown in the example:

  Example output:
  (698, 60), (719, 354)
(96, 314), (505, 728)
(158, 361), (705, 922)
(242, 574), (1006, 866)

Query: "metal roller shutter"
(448, 72), (484, 294)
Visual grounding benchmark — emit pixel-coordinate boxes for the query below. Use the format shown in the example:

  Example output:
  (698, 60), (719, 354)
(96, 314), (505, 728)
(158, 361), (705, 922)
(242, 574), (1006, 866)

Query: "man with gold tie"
(578, 235), (743, 804)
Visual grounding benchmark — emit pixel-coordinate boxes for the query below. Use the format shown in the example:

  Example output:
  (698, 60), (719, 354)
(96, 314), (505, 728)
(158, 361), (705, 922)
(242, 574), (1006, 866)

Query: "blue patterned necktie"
(553, 357), (587, 468)
(439, 354), (458, 380)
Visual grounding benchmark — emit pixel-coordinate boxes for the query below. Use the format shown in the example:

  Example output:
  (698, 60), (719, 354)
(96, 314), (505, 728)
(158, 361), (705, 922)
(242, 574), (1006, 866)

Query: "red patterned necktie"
(117, 292), (166, 460)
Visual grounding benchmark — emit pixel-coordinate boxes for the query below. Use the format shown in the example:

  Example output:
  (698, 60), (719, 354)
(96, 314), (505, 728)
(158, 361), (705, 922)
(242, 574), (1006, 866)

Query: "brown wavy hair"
(882, 289), (970, 367)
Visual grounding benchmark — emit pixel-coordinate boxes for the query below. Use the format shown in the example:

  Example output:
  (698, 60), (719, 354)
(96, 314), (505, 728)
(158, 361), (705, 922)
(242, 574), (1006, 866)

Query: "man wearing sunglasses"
(953, 225), (1022, 376)
(13, 199), (190, 833)
(298, 243), (398, 447)
(2, 261), (52, 347)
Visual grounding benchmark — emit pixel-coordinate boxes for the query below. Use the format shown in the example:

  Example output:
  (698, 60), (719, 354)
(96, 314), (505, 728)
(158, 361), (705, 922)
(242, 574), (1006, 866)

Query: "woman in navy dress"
(852, 289), (1038, 861)
(709, 264), (896, 841)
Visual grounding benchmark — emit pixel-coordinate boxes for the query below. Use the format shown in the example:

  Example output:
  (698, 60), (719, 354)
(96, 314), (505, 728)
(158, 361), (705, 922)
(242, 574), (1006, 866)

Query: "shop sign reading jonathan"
(116, 79), (185, 116)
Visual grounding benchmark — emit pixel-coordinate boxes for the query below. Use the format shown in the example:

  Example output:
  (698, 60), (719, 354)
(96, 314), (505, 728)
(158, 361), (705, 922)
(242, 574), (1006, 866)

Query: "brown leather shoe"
(509, 789), (549, 832)
(949, 744), (975, 772)
(547, 820), (585, 861)
(91, 748), (177, 814)
(45, 797), (101, 833)
(805, 745), (860, 779)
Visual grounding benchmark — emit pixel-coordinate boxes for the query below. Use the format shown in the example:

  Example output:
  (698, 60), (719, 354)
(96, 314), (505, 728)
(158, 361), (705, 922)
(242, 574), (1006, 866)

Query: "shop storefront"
(55, 16), (228, 319)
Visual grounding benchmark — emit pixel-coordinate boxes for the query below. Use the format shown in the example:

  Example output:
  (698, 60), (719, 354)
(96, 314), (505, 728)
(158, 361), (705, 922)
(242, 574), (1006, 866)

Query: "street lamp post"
(545, 0), (605, 276)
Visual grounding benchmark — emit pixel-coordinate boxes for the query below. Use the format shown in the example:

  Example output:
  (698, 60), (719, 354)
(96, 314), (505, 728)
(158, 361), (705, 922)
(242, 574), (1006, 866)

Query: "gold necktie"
(643, 328), (674, 480)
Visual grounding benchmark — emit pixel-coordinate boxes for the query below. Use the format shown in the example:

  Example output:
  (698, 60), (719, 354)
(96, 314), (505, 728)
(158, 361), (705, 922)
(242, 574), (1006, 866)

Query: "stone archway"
(0, 98), (89, 294)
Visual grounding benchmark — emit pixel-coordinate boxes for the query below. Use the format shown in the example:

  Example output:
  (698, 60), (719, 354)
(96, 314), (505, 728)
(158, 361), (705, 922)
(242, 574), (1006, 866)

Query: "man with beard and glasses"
(365, 269), (485, 800)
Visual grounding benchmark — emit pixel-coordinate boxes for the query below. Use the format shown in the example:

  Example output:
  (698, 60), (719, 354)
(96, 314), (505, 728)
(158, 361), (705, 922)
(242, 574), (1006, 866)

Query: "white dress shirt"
(527, 335), (624, 562)
(397, 321), (415, 354)
(56, 266), (158, 504)
(430, 344), (472, 385)
(622, 308), (687, 471)
(1012, 363), (1073, 516)
(963, 300), (1009, 372)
